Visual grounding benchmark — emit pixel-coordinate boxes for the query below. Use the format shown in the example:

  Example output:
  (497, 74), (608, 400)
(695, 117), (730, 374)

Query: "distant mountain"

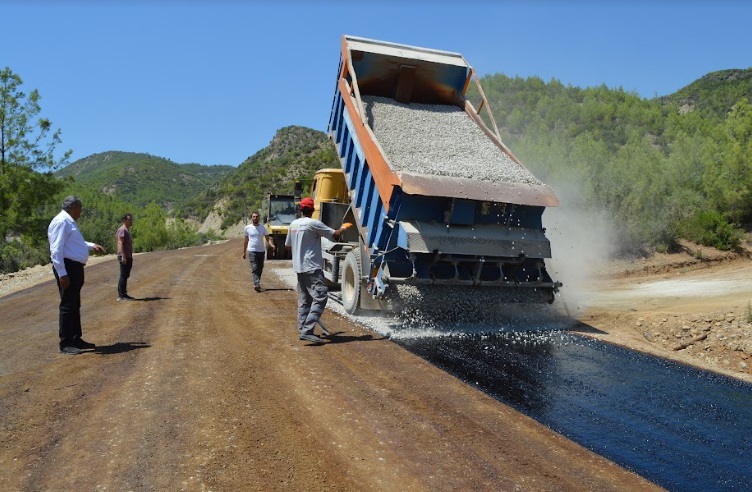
(178, 126), (338, 227)
(56, 151), (234, 210)
(658, 68), (752, 116)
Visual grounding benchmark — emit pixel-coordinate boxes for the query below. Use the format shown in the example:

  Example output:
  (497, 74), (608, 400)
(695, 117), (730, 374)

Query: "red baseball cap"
(300, 197), (315, 210)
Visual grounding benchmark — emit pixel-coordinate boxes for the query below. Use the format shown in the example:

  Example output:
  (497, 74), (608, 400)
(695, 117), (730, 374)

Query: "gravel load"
(361, 95), (543, 186)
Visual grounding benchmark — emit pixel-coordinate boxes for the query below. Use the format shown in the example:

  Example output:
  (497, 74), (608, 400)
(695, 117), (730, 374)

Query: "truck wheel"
(342, 250), (361, 314)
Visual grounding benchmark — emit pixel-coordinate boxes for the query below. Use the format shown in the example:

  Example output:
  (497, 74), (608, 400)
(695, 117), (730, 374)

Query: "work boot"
(299, 333), (325, 343)
(72, 338), (96, 349)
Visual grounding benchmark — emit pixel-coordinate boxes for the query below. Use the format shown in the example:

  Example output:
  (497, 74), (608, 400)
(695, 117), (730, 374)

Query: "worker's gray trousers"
(296, 269), (328, 336)
(248, 251), (265, 288)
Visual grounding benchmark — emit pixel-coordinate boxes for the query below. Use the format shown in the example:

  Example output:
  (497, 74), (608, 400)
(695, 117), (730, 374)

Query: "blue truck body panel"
(326, 35), (562, 303)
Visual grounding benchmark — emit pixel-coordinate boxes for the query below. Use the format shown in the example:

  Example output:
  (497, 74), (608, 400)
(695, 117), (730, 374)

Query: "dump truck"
(261, 188), (301, 259)
(315, 35), (562, 314)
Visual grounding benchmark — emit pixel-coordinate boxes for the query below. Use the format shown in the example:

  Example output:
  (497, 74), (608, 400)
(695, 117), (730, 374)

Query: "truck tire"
(341, 250), (361, 314)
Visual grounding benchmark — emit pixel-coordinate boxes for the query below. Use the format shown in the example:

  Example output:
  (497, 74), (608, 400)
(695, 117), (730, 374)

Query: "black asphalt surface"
(398, 330), (752, 492)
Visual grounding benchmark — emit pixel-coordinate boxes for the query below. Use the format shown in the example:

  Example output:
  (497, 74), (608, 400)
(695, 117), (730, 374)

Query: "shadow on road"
(295, 333), (383, 346)
(566, 321), (609, 335)
(323, 333), (384, 344)
(131, 296), (171, 302)
(93, 342), (151, 355)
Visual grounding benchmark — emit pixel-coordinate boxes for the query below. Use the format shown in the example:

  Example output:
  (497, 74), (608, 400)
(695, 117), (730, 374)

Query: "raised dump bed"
(321, 35), (562, 312)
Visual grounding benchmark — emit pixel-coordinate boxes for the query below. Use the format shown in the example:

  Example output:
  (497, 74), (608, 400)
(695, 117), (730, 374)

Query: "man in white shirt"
(285, 197), (349, 343)
(242, 211), (275, 292)
(48, 196), (106, 355)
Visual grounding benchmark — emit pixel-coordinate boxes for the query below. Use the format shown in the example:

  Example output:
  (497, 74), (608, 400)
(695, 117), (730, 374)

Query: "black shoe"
(60, 346), (81, 355)
(73, 339), (96, 349)
(254, 286), (262, 292)
(299, 333), (325, 343)
(123, 294), (136, 300)
(117, 296), (132, 301)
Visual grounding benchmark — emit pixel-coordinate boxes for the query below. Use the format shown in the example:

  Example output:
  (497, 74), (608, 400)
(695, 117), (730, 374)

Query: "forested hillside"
(56, 151), (233, 210)
(178, 126), (338, 227)
(660, 68), (752, 117)
(467, 67), (752, 253)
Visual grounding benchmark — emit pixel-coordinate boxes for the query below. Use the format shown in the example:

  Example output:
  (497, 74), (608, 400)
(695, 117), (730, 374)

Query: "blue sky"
(4, 1), (751, 167)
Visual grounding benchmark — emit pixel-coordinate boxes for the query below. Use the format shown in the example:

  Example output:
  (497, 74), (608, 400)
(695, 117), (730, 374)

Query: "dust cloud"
(544, 181), (616, 316)
(273, 179), (616, 336)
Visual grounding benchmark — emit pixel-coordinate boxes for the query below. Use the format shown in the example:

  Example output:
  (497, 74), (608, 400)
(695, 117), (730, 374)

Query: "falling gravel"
(361, 95), (543, 186)
(273, 267), (570, 339)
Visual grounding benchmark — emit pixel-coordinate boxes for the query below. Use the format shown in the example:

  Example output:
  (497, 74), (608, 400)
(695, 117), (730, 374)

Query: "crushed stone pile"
(362, 95), (543, 186)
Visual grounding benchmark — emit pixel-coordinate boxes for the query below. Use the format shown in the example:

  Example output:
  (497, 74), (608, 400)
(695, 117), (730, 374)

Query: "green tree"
(1, 67), (71, 239)
(133, 202), (169, 252)
(166, 218), (202, 250)
(703, 99), (752, 224)
(0, 67), (71, 173)
(1, 67), (72, 271)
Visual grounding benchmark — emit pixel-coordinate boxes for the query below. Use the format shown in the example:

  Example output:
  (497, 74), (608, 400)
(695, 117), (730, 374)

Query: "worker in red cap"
(285, 197), (350, 343)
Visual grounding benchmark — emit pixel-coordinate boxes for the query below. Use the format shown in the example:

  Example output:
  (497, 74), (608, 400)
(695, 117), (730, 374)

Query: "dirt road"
(0, 239), (661, 491)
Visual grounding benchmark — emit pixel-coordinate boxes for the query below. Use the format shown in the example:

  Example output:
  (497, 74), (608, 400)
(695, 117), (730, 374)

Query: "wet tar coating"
(275, 267), (751, 489)
(397, 331), (752, 492)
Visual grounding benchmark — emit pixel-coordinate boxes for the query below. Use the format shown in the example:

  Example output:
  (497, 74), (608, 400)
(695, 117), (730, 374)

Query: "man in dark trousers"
(242, 210), (275, 292)
(47, 195), (106, 355)
(116, 213), (134, 301)
(285, 197), (349, 343)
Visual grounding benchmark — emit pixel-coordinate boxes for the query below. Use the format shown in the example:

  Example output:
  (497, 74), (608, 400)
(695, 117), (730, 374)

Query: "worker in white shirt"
(242, 210), (275, 292)
(48, 195), (106, 355)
